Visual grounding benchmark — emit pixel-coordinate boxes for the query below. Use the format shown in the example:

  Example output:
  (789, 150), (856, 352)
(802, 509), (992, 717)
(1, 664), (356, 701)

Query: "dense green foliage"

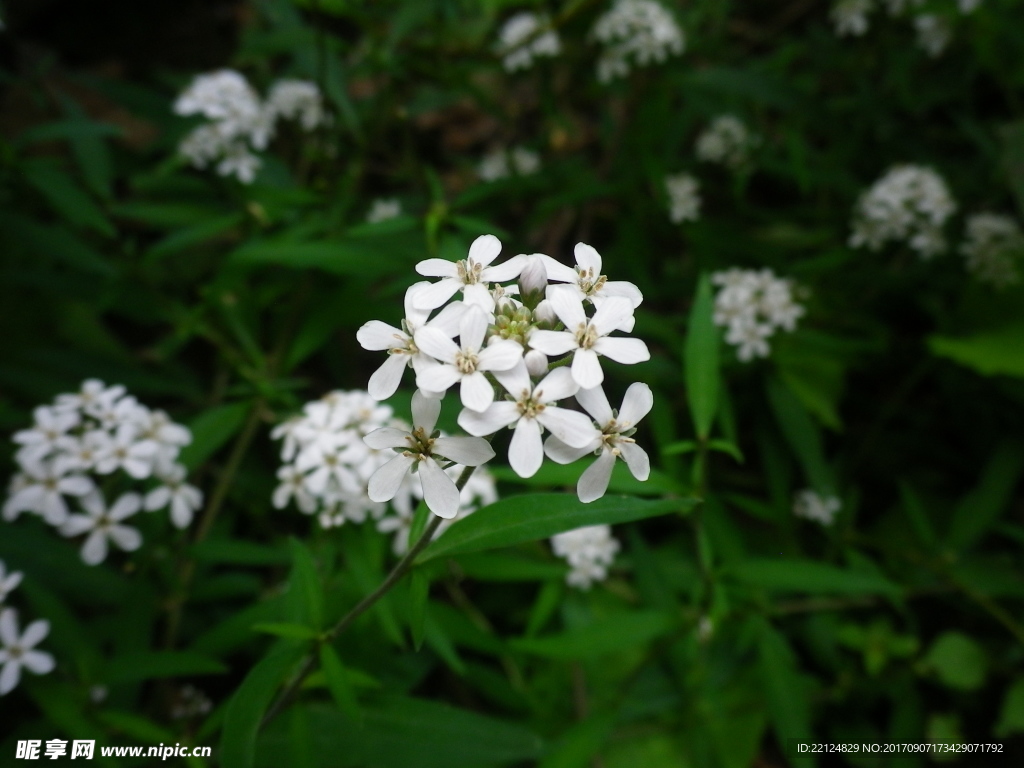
(1, 0), (1024, 766)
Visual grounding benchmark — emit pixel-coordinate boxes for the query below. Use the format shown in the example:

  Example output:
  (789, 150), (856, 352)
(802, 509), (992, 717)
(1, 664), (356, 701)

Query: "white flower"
(793, 490), (842, 526)
(591, 0), (684, 83)
(0, 561), (23, 606)
(510, 147), (541, 176)
(366, 198), (402, 224)
(711, 268), (804, 362)
(539, 243), (643, 313)
(265, 79), (325, 131)
(272, 465), (319, 514)
(144, 463), (203, 529)
(93, 424), (158, 479)
(497, 12), (561, 72)
(55, 379), (124, 415)
(959, 0), (982, 12)
(2, 460), (93, 525)
(545, 383), (652, 503)
(458, 366), (598, 478)
(178, 124), (233, 169)
(478, 149), (510, 181)
(696, 115), (757, 170)
(0, 609), (55, 696)
(12, 406), (79, 465)
(551, 525), (620, 589)
(364, 392), (495, 519)
(357, 282), (467, 400)
(216, 143), (262, 184)
(849, 165), (956, 259)
(665, 173), (701, 223)
(914, 14), (951, 57)
(529, 291), (649, 389)
(413, 234), (525, 310)
(173, 69), (263, 141)
(415, 306), (524, 412)
(831, 0), (873, 36)
(61, 492), (143, 565)
(726, 321), (773, 362)
(960, 213), (1023, 287)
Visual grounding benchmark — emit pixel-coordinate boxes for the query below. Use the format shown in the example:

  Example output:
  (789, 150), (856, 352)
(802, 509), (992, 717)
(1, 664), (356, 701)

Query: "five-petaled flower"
(0, 608), (55, 696)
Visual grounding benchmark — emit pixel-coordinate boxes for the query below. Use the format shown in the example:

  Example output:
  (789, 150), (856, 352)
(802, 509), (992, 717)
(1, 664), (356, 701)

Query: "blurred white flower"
(144, 463), (203, 529)
(2, 460), (92, 525)
(265, 79), (325, 131)
(216, 143), (262, 184)
(497, 12), (561, 72)
(12, 406), (79, 466)
(61, 492), (143, 565)
(831, 0), (873, 36)
(711, 268), (805, 362)
(665, 173), (701, 223)
(0, 608), (55, 696)
(0, 561), (23, 606)
(958, 0), (982, 12)
(914, 14), (951, 57)
(696, 115), (757, 170)
(793, 490), (842, 526)
(551, 525), (620, 589)
(478, 146), (541, 181)
(174, 69), (263, 140)
(591, 0), (684, 83)
(960, 213), (1023, 288)
(366, 198), (402, 224)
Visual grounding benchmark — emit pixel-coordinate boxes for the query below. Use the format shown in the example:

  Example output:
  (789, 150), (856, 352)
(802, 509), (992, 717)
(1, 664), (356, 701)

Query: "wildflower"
(173, 70), (263, 140)
(496, 12), (561, 72)
(413, 234), (526, 311)
(0, 608), (54, 696)
(696, 115), (757, 170)
(665, 173), (701, 223)
(914, 14), (951, 57)
(711, 268), (805, 362)
(960, 213), (1023, 287)
(144, 463), (203, 529)
(545, 383), (652, 502)
(215, 143), (262, 184)
(93, 424), (158, 479)
(366, 198), (402, 224)
(478, 146), (541, 181)
(831, 0), (873, 36)
(793, 490), (842, 526)
(539, 243), (643, 312)
(12, 407), (79, 465)
(364, 392), (495, 519)
(2, 460), (92, 525)
(265, 79), (325, 131)
(60, 492), (143, 565)
(550, 525), (620, 589)
(591, 0), (684, 83)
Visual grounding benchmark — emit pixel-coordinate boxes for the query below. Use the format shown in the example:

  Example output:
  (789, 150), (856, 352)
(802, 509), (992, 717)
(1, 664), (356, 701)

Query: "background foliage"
(1, 0), (1024, 766)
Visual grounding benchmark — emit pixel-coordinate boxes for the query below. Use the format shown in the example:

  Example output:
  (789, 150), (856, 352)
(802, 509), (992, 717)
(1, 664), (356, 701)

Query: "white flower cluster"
(830, 0), (976, 54)
(550, 525), (620, 589)
(0, 561), (55, 697)
(366, 198), (403, 224)
(270, 390), (498, 546)
(913, 14), (951, 57)
(358, 235), (653, 515)
(174, 70), (326, 184)
(793, 489), (842, 526)
(665, 173), (701, 223)
(830, 0), (873, 36)
(478, 146), (541, 182)
(695, 116), (757, 170)
(849, 165), (957, 259)
(4, 380), (201, 565)
(496, 12), (561, 72)
(591, 0), (684, 83)
(711, 269), (805, 362)
(960, 213), (1023, 288)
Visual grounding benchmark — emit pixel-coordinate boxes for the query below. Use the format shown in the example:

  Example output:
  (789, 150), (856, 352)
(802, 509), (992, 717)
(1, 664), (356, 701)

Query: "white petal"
(416, 364), (462, 394)
(578, 452), (616, 503)
(576, 386), (614, 425)
(404, 282), (433, 325)
(508, 417), (543, 478)
(544, 436), (599, 464)
(58, 476), (93, 496)
(433, 436), (495, 466)
(414, 327), (460, 363)
(618, 382), (654, 427)
(412, 390), (442, 432)
(364, 427), (411, 450)
(528, 330), (578, 356)
(0, 610), (18, 646)
(41, 493), (69, 526)
(481, 254), (525, 282)
(415, 258), (459, 278)
(81, 531), (109, 565)
(468, 234), (502, 267)
(460, 372), (495, 412)
(537, 406), (599, 448)
(538, 254), (578, 284)
(426, 300), (468, 337)
(574, 242), (602, 274)
(419, 458), (461, 519)
(494, 361), (533, 397)
(170, 495), (195, 528)
(590, 296), (635, 336)
(108, 525), (142, 552)
(356, 320), (404, 351)
(477, 340), (524, 372)
(619, 443), (650, 481)
(122, 456), (153, 480)
(144, 487), (171, 511)
(571, 348), (605, 389)
(593, 336), (650, 364)
(0, 659), (20, 695)
(413, 278), (462, 310)
(109, 493), (141, 521)
(462, 283), (495, 312)
(460, 305), (490, 351)
(536, 367), (579, 403)
(368, 353), (409, 400)
(601, 280), (643, 307)
(20, 618), (49, 649)
(458, 402), (520, 437)
(21, 650), (55, 675)
(547, 285), (587, 329)
(367, 454), (415, 503)
(60, 515), (94, 537)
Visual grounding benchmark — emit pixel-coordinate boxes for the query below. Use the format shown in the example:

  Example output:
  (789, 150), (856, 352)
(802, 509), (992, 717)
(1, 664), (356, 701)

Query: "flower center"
(455, 349), (480, 374)
(456, 258), (484, 285)
(9, 646), (23, 659)
(403, 426), (436, 459)
(576, 267), (607, 296)
(43, 478), (58, 491)
(387, 331), (417, 357)
(516, 390), (546, 419)
(574, 322), (599, 349)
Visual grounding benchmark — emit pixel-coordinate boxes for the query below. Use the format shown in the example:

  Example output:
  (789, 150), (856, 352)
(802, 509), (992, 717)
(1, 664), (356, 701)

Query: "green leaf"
(454, 552), (567, 582)
(766, 376), (835, 493)
(510, 611), (675, 659)
(230, 239), (414, 277)
(253, 623), (321, 640)
(487, 462), (683, 496)
(684, 274), (721, 440)
(221, 644), (307, 768)
(288, 539), (324, 630)
(190, 540), (290, 566)
(418, 494), (694, 563)
(97, 711), (207, 768)
(928, 322), (1024, 378)
(728, 558), (900, 596)
(946, 441), (1024, 552)
(995, 679), (1024, 738)
(146, 213), (244, 260)
(22, 161), (114, 236)
(999, 120), (1024, 217)
(921, 632), (987, 691)
(319, 645), (362, 722)
(898, 483), (938, 549)
(177, 401), (251, 470)
(408, 570), (430, 651)
(103, 651), (227, 684)
(538, 713), (616, 768)
(756, 620), (815, 765)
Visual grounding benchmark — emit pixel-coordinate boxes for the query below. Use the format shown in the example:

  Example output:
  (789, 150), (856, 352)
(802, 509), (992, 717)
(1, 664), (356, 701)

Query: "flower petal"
(460, 305), (489, 351)
(590, 296), (634, 336)
(415, 258), (459, 278)
(416, 364), (462, 394)
(433, 436), (495, 466)
(21, 650), (55, 675)
(460, 371), (495, 412)
(109, 493), (141, 521)
(412, 278), (462, 310)
(575, 385), (614, 425)
(571, 348), (604, 389)
(593, 336), (650, 364)
(356, 320), (404, 351)
(577, 451), (616, 503)
(538, 254), (579, 284)
(412, 390), (442, 432)
(364, 427), (411, 450)
(0, 610), (19, 646)
(618, 382), (654, 427)
(367, 454), (415, 503)
(494, 361), (533, 397)
(544, 436), (599, 464)
(547, 285), (587, 329)
(574, 242), (602, 274)
(536, 367), (579, 403)
(109, 524), (143, 552)
(478, 339), (524, 372)
(508, 417), (543, 478)
(0, 657), (20, 695)
(619, 443), (650, 481)
(528, 330), (577, 356)
(60, 514), (94, 538)
(144, 487), (171, 512)
(458, 402), (521, 437)
(81, 531), (109, 565)
(468, 234), (502, 267)
(414, 327), (460, 363)
(537, 406), (599, 448)
(427, 300), (468, 337)
(368, 353), (409, 400)
(601, 280), (643, 307)
(481, 254), (525, 282)
(419, 458), (461, 519)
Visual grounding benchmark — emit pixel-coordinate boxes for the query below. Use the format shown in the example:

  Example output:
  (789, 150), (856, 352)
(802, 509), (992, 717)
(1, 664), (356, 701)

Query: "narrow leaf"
(685, 274), (721, 440)
(319, 644), (362, 721)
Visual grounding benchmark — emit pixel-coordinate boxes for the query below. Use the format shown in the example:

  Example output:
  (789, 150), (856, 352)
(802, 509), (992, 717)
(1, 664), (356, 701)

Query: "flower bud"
(517, 255), (548, 309)
(533, 299), (557, 328)
(525, 349), (548, 378)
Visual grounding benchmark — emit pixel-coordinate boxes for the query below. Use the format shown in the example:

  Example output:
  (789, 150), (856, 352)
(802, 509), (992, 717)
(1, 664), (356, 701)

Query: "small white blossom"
(849, 165), (957, 259)
(914, 14), (951, 57)
(215, 143), (262, 184)
(61, 492), (143, 565)
(665, 173), (701, 223)
(12, 406), (79, 465)
(171, 685), (214, 720)
(0, 608), (55, 696)
(2, 460), (92, 525)
(144, 463), (203, 529)
(711, 268), (805, 362)
(831, 0), (873, 36)
(93, 424), (158, 479)
(591, 0), (684, 83)
(366, 198), (402, 224)
(265, 79), (325, 131)
(496, 12), (561, 72)
(478, 146), (541, 181)
(958, 0), (982, 12)
(414, 234), (525, 310)
(960, 213), (1023, 287)
(173, 70), (263, 140)
(696, 115), (757, 170)
(538, 243), (643, 313)
(551, 525), (620, 589)
(793, 490), (842, 526)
